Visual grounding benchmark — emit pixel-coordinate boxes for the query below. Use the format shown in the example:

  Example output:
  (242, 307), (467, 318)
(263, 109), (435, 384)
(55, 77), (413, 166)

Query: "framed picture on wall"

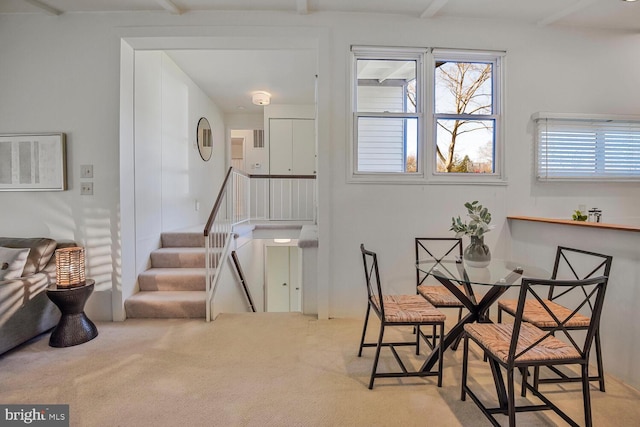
(0, 133), (67, 191)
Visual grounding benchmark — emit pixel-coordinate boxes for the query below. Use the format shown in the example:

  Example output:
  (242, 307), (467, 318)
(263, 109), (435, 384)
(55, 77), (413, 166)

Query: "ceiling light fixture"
(274, 238), (291, 244)
(252, 91), (271, 106)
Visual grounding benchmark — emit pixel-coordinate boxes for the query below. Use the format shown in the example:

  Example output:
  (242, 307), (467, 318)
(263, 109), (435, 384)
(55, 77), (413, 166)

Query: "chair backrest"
(361, 244), (384, 318)
(415, 238), (463, 287)
(509, 276), (609, 365)
(549, 247), (613, 305)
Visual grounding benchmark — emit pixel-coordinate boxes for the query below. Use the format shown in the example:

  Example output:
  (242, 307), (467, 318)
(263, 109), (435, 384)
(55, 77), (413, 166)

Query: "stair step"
(138, 268), (206, 291)
(124, 291), (206, 318)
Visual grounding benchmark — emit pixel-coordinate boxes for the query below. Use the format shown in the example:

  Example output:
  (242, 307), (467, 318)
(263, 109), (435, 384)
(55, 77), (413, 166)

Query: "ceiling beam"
(21, 0), (61, 16)
(155, 0), (182, 15)
(420, 0), (451, 19)
(537, 0), (597, 27)
(296, 0), (309, 15)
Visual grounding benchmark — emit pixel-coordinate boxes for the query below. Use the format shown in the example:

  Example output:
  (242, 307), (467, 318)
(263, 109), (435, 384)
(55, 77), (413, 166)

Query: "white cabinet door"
(292, 119), (316, 175)
(269, 118), (315, 175)
(269, 119), (293, 175)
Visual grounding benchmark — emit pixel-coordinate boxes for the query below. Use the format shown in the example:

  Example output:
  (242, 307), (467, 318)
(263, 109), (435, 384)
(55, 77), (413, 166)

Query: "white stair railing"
(203, 167), (250, 322)
(249, 175), (316, 221)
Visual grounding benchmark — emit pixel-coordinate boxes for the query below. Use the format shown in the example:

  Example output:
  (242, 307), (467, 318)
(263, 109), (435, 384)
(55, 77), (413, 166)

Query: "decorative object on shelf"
(572, 209), (588, 221)
(588, 208), (602, 223)
(450, 201), (493, 268)
(55, 246), (86, 288)
(196, 117), (212, 161)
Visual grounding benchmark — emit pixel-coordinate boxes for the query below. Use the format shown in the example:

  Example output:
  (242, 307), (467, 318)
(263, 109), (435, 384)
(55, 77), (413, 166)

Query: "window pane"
(357, 59), (416, 113)
(435, 61), (492, 115)
(436, 119), (494, 173)
(357, 117), (418, 173)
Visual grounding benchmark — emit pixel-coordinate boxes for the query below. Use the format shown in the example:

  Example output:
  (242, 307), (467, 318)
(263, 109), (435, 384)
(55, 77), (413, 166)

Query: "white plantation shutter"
(534, 113), (640, 180)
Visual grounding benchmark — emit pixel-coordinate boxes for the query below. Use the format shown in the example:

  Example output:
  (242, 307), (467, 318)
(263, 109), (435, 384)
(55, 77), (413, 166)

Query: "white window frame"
(428, 49), (506, 184)
(349, 46), (506, 184)
(534, 112), (640, 181)
(349, 46), (426, 183)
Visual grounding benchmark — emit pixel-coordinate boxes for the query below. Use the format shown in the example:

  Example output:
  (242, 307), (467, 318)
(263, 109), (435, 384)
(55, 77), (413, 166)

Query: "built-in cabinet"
(269, 118), (315, 175)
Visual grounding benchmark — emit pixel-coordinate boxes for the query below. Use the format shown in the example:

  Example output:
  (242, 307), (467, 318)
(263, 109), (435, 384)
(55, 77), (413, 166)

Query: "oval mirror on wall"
(197, 117), (213, 161)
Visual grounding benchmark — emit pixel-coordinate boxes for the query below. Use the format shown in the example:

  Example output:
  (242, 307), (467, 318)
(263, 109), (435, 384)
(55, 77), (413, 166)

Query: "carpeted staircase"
(124, 232), (222, 319)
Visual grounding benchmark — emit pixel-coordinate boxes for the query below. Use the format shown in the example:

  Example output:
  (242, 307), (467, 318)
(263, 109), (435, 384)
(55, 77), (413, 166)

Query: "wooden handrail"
(231, 251), (256, 312)
(204, 167), (233, 237)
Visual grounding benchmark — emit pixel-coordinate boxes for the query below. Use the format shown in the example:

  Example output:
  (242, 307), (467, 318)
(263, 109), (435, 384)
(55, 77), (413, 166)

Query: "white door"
(266, 246), (301, 312)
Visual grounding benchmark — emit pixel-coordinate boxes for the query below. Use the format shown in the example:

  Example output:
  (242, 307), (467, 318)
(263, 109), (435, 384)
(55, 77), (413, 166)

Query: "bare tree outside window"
(435, 62), (494, 173)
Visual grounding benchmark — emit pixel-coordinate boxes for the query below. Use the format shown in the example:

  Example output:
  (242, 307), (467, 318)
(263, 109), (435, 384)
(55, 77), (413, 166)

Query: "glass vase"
(463, 236), (491, 268)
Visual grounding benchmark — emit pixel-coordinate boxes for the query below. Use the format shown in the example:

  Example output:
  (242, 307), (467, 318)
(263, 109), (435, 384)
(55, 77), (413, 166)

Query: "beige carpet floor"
(1, 313), (640, 426)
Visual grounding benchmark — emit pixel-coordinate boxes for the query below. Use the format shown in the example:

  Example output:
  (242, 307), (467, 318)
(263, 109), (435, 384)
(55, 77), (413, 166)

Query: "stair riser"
(125, 300), (205, 318)
(139, 273), (206, 291)
(150, 252), (221, 269)
(161, 232), (227, 248)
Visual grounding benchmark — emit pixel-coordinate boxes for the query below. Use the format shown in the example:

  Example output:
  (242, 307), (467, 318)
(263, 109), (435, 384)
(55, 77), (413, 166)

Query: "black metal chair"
(358, 244), (446, 389)
(497, 246), (612, 391)
(462, 275), (609, 427)
(415, 238), (486, 349)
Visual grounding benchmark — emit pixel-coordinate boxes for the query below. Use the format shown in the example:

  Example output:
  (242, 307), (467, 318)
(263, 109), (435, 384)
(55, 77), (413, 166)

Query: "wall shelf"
(507, 216), (640, 233)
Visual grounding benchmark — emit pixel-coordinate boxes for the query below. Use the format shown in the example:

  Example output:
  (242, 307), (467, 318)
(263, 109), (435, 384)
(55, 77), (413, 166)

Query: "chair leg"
(497, 307), (502, 323)
(508, 368), (516, 427)
(432, 324), (437, 349)
(368, 323), (385, 390)
(437, 323), (444, 387)
(594, 330), (606, 392)
(416, 325), (420, 355)
(520, 367), (528, 397)
(582, 364), (593, 427)
(533, 366), (540, 391)
(358, 304), (371, 357)
(461, 333), (469, 401)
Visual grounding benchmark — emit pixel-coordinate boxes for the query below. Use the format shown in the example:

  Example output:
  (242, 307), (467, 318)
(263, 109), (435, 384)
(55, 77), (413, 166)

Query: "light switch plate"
(81, 182), (93, 195)
(81, 164), (93, 178)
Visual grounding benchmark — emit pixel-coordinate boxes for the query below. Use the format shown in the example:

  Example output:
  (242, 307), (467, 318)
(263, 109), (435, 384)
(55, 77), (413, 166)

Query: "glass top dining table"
(415, 258), (550, 373)
(416, 258), (550, 288)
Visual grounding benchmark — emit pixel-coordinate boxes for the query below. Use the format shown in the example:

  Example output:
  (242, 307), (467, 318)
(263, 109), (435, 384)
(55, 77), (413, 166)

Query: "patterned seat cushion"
(465, 323), (581, 364)
(417, 285), (464, 306)
(498, 299), (591, 328)
(418, 285), (480, 307)
(373, 295), (446, 323)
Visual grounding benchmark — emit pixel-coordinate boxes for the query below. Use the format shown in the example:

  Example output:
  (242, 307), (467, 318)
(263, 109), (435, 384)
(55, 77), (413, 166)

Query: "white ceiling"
(3, 0), (638, 114)
(166, 49), (317, 114)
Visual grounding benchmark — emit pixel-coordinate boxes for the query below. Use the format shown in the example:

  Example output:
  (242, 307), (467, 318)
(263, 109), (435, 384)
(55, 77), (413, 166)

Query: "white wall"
(1, 10), (639, 385)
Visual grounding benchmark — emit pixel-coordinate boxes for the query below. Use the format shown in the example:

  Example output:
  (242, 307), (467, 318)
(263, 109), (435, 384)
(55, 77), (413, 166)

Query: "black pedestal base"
(46, 280), (98, 348)
(49, 313), (98, 347)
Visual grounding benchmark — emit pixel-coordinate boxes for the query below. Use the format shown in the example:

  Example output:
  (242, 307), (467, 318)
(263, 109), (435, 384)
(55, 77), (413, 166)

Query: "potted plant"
(450, 201), (493, 267)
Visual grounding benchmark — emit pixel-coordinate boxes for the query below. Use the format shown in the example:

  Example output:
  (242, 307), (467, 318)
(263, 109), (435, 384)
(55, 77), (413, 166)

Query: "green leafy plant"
(572, 210), (588, 221)
(450, 201), (493, 238)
